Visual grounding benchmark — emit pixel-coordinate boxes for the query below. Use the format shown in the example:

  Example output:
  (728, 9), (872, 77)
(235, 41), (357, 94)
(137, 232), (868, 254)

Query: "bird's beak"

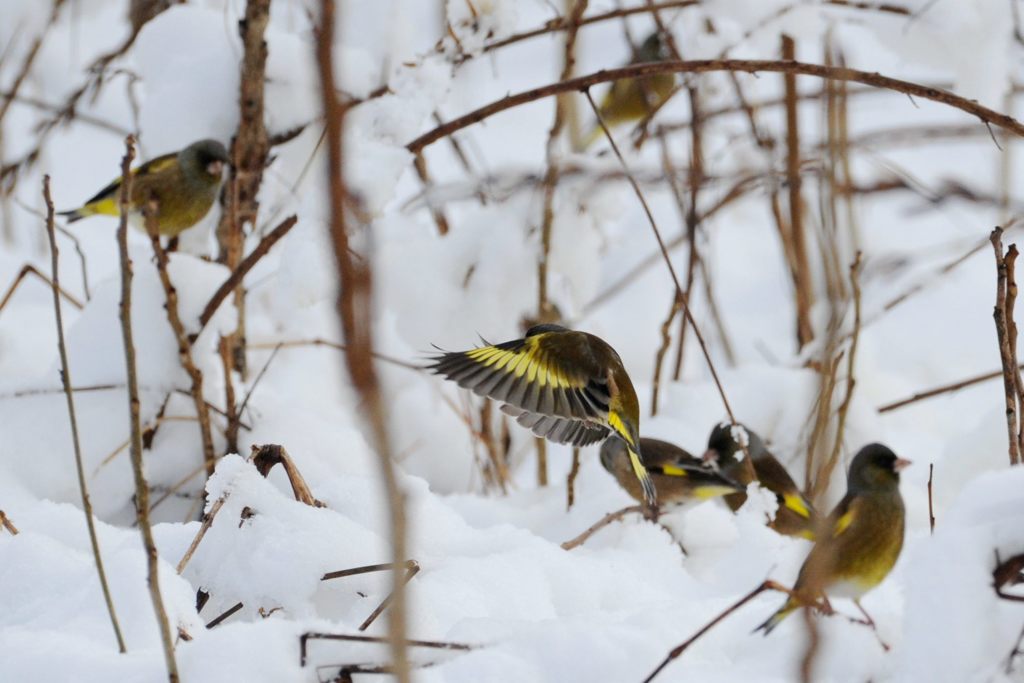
(894, 458), (912, 472)
(701, 449), (718, 465)
(207, 160), (225, 176)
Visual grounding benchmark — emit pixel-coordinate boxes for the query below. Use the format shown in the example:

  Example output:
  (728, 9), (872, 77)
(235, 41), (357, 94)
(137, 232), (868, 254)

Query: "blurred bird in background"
(580, 31), (677, 149)
(756, 443), (909, 635)
(430, 324), (657, 506)
(60, 138), (229, 239)
(703, 422), (819, 539)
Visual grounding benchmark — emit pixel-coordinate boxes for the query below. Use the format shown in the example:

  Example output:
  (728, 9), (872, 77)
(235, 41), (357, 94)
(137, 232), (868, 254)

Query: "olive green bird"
(703, 423), (819, 540)
(60, 139), (229, 237)
(756, 443), (910, 634)
(601, 437), (743, 506)
(580, 32), (676, 149)
(430, 324), (656, 505)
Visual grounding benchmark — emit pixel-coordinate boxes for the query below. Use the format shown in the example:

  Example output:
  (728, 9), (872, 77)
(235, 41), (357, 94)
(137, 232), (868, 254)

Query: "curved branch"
(407, 59), (1024, 153)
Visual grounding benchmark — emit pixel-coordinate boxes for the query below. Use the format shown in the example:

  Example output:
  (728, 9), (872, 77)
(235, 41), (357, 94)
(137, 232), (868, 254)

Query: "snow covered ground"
(2, 0), (1024, 681)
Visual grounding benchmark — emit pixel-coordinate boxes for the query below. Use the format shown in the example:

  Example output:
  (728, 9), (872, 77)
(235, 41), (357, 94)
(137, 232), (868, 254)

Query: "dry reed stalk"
(115, 136), (179, 681)
(316, 2), (411, 680)
(43, 175), (126, 652)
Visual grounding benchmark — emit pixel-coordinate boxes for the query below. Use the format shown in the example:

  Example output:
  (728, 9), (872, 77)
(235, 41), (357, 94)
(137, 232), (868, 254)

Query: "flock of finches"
(58, 32), (909, 641)
(430, 325), (910, 635)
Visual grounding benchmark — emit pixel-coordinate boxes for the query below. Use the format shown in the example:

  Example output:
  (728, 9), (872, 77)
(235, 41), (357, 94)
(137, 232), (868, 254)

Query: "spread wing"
(430, 332), (613, 447)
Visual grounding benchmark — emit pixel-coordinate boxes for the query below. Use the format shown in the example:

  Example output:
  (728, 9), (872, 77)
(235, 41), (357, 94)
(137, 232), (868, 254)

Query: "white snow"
(2, 0), (1024, 681)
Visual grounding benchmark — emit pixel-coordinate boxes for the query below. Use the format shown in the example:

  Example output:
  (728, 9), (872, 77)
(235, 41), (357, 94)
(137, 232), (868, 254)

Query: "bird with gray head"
(60, 138), (229, 237)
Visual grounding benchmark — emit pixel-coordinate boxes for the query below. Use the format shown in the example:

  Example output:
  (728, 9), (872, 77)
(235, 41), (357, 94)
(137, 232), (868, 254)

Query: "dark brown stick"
(317, 3), (411, 680)
(992, 228), (1022, 465)
(44, 175), (126, 652)
(115, 136), (179, 681)
(927, 463), (935, 533)
(205, 602), (243, 628)
(408, 60), (1024, 154)
(299, 633), (473, 668)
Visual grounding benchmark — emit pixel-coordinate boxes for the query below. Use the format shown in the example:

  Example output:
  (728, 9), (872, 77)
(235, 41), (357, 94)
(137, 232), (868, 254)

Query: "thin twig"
(583, 88), (738, 424)
(196, 215), (298, 333)
(176, 496), (228, 574)
(317, 3), (411, 681)
(560, 505), (644, 550)
(0, 264), (83, 314)
(566, 446), (581, 510)
(43, 175), (125, 652)
(408, 60), (1024, 154)
(115, 136), (179, 681)
(927, 463), (935, 533)
(782, 36), (814, 349)
(877, 364), (1024, 412)
(300, 633), (473, 668)
(992, 228), (1022, 465)
(643, 581), (788, 683)
(145, 210), (217, 480)
(811, 252), (862, 501)
(0, 510), (18, 534)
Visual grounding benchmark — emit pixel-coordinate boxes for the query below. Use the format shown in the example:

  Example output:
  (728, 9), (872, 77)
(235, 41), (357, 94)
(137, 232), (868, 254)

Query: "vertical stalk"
(43, 175), (126, 653)
(316, 2), (411, 681)
(115, 136), (179, 681)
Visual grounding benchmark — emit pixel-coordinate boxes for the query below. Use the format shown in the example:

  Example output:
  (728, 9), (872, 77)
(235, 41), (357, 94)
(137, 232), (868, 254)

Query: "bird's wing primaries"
(500, 404), (609, 447)
(430, 333), (612, 421)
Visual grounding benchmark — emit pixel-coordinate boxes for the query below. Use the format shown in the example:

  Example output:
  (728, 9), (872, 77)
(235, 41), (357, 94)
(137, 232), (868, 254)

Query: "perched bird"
(581, 31), (676, 149)
(703, 422), (819, 539)
(60, 139), (229, 237)
(756, 443), (910, 634)
(430, 324), (656, 505)
(601, 437), (743, 506)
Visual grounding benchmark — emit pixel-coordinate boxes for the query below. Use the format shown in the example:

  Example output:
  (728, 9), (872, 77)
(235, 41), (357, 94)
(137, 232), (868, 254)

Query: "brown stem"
(561, 505), (644, 550)
(316, 2), (411, 681)
(115, 136), (179, 681)
(408, 59), (1024, 154)
(877, 364), (1024, 412)
(0, 510), (18, 534)
(299, 633), (473, 668)
(651, 294), (681, 416)
(412, 152), (451, 235)
(782, 36), (814, 349)
(43, 175), (126, 652)
(927, 463), (935, 533)
(992, 228), (1022, 465)
(0, 263), (83, 314)
(176, 495), (228, 574)
(566, 446), (582, 510)
(196, 215), (298, 332)
(811, 253), (862, 501)
(144, 210), (217, 480)
(583, 89), (738, 425)
(643, 581), (787, 683)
